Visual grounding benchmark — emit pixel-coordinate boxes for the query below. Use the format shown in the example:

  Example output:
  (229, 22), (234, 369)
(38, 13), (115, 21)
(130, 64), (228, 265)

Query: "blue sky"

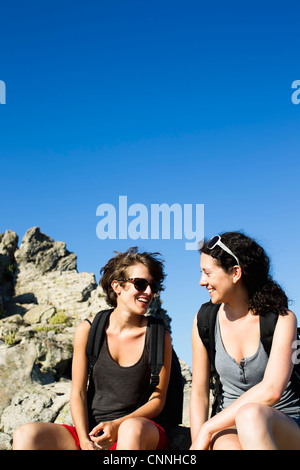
(1, 0), (300, 367)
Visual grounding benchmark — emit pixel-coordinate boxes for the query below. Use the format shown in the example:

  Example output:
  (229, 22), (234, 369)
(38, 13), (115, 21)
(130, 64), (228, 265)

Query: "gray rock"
(14, 226), (76, 275)
(0, 227), (192, 450)
(0, 230), (18, 298)
(0, 432), (12, 450)
(0, 342), (38, 415)
(1, 380), (72, 436)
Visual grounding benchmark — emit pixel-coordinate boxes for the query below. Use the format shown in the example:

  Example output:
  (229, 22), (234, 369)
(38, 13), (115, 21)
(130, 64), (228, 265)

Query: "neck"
(109, 306), (145, 332)
(222, 286), (250, 321)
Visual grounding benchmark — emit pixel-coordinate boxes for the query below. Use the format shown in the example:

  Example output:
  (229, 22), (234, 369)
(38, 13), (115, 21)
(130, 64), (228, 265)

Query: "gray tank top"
(91, 330), (151, 424)
(215, 314), (300, 417)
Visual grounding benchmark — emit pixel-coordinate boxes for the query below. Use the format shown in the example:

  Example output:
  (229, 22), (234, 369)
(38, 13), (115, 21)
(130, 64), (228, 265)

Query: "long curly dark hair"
(200, 232), (289, 316)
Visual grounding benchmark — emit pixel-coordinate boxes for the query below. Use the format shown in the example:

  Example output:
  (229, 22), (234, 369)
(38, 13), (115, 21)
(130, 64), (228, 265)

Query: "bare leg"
(210, 427), (242, 450)
(13, 422), (79, 450)
(116, 417), (160, 450)
(235, 403), (300, 450)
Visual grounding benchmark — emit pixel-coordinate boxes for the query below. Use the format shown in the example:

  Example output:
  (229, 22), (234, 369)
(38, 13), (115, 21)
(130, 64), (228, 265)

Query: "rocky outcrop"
(0, 229), (18, 299)
(0, 227), (192, 450)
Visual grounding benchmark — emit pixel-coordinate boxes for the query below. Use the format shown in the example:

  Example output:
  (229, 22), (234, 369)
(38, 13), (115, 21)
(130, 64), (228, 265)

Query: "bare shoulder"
(192, 313), (198, 327)
(74, 319), (92, 347)
(274, 309), (298, 342)
(76, 318), (92, 332)
(286, 309), (297, 321)
(277, 309), (297, 327)
(164, 328), (171, 341)
(164, 329), (172, 349)
(191, 313), (201, 342)
(191, 312), (209, 356)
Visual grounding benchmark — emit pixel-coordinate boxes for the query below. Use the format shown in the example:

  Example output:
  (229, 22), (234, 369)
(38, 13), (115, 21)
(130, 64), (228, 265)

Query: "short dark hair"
(99, 247), (166, 307)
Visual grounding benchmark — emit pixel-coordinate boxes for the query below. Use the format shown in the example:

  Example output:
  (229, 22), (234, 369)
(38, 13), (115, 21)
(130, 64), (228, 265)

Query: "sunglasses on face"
(118, 277), (161, 294)
(207, 235), (240, 266)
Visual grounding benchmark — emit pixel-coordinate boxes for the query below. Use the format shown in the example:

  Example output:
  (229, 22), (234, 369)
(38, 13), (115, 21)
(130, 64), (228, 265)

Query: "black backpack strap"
(197, 302), (222, 416)
(85, 308), (113, 431)
(259, 312), (279, 356)
(86, 308), (114, 373)
(197, 301), (220, 368)
(147, 316), (165, 388)
(137, 316), (165, 408)
(138, 316), (185, 428)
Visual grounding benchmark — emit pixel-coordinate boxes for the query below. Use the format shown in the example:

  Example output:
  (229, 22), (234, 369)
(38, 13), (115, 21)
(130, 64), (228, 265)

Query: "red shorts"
(62, 421), (169, 450)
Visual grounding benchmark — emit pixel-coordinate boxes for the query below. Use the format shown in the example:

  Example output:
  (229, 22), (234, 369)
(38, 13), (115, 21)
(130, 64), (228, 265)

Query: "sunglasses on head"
(119, 277), (161, 294)
(207, 235), (240, 266)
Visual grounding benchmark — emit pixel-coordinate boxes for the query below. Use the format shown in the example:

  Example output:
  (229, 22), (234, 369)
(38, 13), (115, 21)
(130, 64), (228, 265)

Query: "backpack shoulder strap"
(197, 301), (220, 368)
(259, 312), (279, 356)
(86, 308), (114, 373)
(147, 316), (165, 388)
(137, 316), (165, 408)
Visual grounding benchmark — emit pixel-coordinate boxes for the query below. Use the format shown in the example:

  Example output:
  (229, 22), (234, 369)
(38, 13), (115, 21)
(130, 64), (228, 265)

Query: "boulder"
(0, 230), (18, 298)
(0, 227), (193, 450)
(14, 226), (76, 276)
(1, 380), (73, 436)
(0, 342), (38, 415)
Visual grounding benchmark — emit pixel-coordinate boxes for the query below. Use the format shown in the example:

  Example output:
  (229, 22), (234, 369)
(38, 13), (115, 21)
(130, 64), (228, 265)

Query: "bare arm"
(70, 320), (96, 450)
(89, 330), (173, 447)
(190, 314), (211, 443)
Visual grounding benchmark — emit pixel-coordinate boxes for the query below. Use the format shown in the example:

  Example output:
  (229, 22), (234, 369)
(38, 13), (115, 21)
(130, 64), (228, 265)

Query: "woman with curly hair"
(190, 232), (300, 450)
(13, 248), (171, 450)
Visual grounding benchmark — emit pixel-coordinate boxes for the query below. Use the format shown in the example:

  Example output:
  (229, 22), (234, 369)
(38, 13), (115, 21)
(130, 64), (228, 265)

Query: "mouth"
(207, 288), (215, 296)
(136, 296), (151, 307)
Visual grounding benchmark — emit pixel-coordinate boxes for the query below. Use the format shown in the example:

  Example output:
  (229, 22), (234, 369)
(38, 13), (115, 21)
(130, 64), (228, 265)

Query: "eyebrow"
(200, 267), (212, 273)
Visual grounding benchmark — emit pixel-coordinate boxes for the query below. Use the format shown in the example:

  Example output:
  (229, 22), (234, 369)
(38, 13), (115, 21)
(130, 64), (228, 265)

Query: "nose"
(199, 272), (207, 287)
(144, 283), (153, 295)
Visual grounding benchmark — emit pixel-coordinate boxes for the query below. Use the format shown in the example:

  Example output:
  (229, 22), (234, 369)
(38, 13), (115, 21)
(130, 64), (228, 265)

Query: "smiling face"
(199, 253), (237, 304)
(113, 263), (155, 314)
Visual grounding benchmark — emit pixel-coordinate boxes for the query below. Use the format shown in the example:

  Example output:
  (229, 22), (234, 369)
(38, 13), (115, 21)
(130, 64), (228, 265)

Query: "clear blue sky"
(1, 0), (300, 367)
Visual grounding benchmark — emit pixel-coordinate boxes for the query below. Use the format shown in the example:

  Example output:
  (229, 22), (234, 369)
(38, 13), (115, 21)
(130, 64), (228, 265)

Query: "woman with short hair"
(13, 247), (171, 450)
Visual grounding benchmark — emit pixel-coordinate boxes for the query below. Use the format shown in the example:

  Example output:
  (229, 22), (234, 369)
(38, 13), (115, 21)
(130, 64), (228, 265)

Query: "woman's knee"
(235, 402), (274, 439)
(236, 402), (270, 429)
(118, 417), (145, 440)
(235, 403), (284, 449)
(13, 423), (40, 449)
(117, 418), (159, 450)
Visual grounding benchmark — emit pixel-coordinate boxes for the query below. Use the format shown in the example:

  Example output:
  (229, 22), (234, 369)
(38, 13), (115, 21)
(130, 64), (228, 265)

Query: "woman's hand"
(190, 422), (212, 450)
(89, 420), (119, 449)
(80, 438), (99, 450)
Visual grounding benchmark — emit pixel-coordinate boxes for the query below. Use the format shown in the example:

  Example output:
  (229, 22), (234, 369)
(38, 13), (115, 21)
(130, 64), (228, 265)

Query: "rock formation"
(0, 227), (192, 450)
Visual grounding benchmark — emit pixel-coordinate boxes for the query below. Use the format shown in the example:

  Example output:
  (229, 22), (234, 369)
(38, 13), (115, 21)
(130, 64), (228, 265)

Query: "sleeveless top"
(90, 329), (151, 424)
(215, 314), (300, 417)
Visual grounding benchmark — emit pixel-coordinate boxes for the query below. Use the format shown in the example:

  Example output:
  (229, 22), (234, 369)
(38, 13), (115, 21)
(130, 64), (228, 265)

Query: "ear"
(232, 265), (242, 283)
(111, 280), (122, 294)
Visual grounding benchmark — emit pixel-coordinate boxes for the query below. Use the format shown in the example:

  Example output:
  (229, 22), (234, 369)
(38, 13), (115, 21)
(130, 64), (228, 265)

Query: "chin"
(210, 295), (222, 305)
(134, 304), (149, 314)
